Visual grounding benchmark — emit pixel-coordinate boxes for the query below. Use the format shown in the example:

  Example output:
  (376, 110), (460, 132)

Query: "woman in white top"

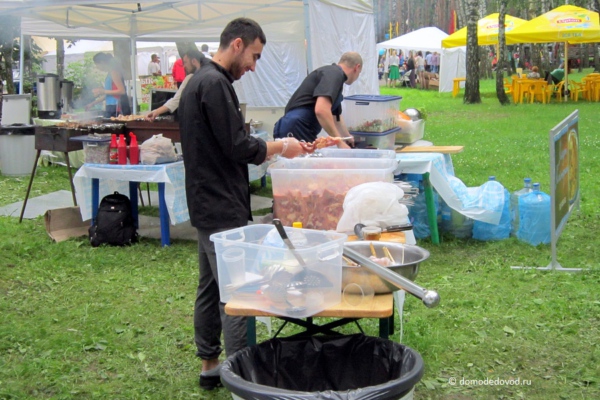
(387, 50), (400, 87)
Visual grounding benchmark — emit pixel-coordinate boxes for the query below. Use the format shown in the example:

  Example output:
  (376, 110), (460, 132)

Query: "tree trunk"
(464, 0), (481, 104)
(57, 39), (65, 81)
(496, 0), (510, 105)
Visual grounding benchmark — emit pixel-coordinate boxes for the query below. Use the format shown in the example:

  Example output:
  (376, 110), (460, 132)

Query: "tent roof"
(3, 1), (306, 40)
(442, 13), (527, 48)
(376, 27), (448, 53)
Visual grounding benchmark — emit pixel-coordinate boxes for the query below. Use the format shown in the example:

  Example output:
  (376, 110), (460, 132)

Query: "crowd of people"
(378, 49), (440, 89)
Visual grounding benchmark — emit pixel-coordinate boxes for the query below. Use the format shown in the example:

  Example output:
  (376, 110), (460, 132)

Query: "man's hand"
(282, 138), (307, 158)
(145, 111), (158, 121)
(337, 140), (351, 149)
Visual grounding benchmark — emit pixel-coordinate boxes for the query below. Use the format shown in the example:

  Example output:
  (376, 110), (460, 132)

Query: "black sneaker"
(199, 374), (222, 390)
(199, 364), (222, 390)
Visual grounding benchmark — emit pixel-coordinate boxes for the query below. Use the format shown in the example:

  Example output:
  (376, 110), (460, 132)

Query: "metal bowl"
(342, 241), (430, 294)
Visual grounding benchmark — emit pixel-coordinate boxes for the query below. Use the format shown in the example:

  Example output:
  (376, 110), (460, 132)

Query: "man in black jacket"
(179, 17), (308, 391)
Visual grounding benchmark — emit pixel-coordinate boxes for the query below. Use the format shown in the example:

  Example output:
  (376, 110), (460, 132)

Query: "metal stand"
(19, 150), (77, 223)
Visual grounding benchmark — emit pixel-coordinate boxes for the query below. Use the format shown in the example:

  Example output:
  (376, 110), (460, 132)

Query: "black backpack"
(89, 191), (138, 247)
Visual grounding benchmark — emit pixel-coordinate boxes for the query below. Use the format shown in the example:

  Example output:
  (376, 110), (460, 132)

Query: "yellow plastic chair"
(503, 78), (513, 95)
(546, 81), (565, 102)
(569, 80), (588, 102)
(529, 80), (548, 104)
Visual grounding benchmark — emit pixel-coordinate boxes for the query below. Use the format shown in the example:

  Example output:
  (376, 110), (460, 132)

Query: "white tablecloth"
(73, 161), (190, 225)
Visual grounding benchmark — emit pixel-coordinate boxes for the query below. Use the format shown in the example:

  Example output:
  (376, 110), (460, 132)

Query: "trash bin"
(0, 124), (36, 176)
(221, 334), (424, 400)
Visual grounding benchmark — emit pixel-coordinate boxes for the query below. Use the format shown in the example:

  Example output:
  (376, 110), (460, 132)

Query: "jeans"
(194, 227), (247, 360)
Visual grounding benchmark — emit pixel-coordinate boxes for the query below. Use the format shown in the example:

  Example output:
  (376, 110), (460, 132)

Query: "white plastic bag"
(140, 134), (178, 165)
(336, 182), (409, 233)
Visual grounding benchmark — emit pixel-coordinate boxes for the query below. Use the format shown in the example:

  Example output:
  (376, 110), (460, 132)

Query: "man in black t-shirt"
(273, 52), (363, 147)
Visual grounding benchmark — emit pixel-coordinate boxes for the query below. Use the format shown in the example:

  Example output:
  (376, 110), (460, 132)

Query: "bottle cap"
(129, 132), (137, 145)
(533, 183), (540, 190)
(489, 176), (496, 181)
(292, 222), (303, 229)
(524, 177), (532, 183)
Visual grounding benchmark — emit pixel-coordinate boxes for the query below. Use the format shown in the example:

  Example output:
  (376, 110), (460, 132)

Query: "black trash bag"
(221, 334), (424, 400)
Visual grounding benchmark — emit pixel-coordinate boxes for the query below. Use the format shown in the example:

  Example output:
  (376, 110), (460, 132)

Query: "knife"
(272, 219), (307, 268)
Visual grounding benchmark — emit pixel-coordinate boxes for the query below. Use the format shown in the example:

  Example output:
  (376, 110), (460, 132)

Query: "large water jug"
(407, 181), (438, 239)
(473, 176), (511, 241)
(510, 178), (533, 237)
(517, 183), (551, 246)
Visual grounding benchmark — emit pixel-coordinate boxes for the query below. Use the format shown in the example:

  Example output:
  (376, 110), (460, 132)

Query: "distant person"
(406, 51), (416, 88)
(415, 51), (426, 89)
(172, 57), (186, 88)
(146, 49), (206, 121)
(430, 51), (440, 73)
(273, 51), (363, 147)
(527, 66), (540, 79)
(425, 51), (432, 72)
(387, 49), (400, 87)
(200, 44), (212, 59)
(86, 52), (131, 117)
(546, 65), (569, 85)
(148, 54), (162, 76)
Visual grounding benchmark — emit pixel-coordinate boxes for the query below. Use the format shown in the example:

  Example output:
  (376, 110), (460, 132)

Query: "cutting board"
(396, 145), (464, 154)
(347, 231), (406, 243)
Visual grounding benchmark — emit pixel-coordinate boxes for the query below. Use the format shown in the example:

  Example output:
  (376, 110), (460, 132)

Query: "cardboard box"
(44, 206), (90, 242)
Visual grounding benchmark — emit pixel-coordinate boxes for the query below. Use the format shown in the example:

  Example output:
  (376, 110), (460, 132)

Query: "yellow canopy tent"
(507, 5), (600, 99)
(441, 13), (527, 48)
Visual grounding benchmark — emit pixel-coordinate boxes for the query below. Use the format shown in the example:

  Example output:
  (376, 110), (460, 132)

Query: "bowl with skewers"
(342, 241), (429, 294)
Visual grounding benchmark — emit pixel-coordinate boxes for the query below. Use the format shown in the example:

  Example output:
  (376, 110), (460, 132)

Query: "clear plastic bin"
(70, 135), (111, 164)
(343, 95), (402, 132)
(210, 224), (346, 318)
(316, 148), (396, 159)
(351, 127), (400, 150)
(269, 157), (398, 230)
(396, 119), (425, 144)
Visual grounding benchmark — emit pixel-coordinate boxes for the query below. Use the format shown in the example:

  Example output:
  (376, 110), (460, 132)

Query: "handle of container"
(220, 228), (246, 242)
(317, 243), (342, 262)
(354, 101), (370, 106)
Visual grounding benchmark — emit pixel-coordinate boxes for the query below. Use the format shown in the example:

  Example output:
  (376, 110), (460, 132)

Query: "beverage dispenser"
(60, 79), (74, 114)
(36, 73), (62, 119)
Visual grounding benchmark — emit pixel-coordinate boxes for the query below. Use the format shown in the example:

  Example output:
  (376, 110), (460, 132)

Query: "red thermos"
(129, 132), (139, 165)
(118, 134), (127, 164)
(109, 134), (118, 164)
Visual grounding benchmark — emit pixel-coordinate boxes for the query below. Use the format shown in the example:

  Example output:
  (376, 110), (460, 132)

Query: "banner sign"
(550, 110), (579, 238)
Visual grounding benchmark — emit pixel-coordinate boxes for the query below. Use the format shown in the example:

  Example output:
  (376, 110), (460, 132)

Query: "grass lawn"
(1, 71), (599, 399)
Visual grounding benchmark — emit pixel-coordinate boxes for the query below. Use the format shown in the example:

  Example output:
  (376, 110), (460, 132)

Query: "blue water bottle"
(517, 183), (551, 246)
(473, 176), (511, 241)
(510, 178), (533, 237)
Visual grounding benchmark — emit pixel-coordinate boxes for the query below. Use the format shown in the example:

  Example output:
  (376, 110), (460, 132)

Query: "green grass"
(1, 71), (599, 399)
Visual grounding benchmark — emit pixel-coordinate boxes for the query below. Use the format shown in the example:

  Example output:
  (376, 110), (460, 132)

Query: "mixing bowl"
(342, 241), (429, 294)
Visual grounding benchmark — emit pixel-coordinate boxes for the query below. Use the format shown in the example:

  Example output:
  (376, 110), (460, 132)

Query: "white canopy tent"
(4, 1), (379, 109)
(376, 27), (466, 93)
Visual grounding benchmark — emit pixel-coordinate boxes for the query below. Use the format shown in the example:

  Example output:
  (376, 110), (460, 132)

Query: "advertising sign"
(550, 110), (579, 237)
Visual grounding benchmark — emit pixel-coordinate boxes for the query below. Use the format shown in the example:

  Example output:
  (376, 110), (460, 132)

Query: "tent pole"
(130, 16), (138, 114)
(303, 0), (313, 72)
(19, 32), (25, 94)
(564, 42), (569, 101)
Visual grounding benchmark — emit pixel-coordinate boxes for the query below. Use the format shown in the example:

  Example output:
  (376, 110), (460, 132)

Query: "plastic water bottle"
(510, 178), (533, 237)
(517, 183), (551, 246)
(407, 182), (438, 239)
(473, 176), (511, 241)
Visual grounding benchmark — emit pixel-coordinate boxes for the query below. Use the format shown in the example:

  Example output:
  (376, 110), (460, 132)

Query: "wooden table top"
(396, 145), (464, 154)
(225, 293), (394, 319)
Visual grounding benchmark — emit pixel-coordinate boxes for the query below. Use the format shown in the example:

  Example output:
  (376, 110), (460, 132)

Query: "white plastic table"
(73, 161), (189, 246)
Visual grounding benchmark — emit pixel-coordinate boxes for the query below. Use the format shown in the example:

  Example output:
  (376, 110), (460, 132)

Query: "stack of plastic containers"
(343, 95), (402, 150)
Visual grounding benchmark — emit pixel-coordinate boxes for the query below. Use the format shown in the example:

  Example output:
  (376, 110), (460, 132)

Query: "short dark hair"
(93, 52), (113, 65)
(219, 17), (266, 50)
(184, 48), (207, 66)
(201, 44), (209, 52)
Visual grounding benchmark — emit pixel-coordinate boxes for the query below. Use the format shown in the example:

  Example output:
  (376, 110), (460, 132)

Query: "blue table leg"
(129, 181), (139, 229)
(158, 182), (170, 247)
(260, 175), (267, 188)
(423, 172), (440, 244)
(91, 178), (99, 226)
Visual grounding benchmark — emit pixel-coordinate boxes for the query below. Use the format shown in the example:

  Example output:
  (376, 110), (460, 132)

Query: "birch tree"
(464, 0), (481, 103)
